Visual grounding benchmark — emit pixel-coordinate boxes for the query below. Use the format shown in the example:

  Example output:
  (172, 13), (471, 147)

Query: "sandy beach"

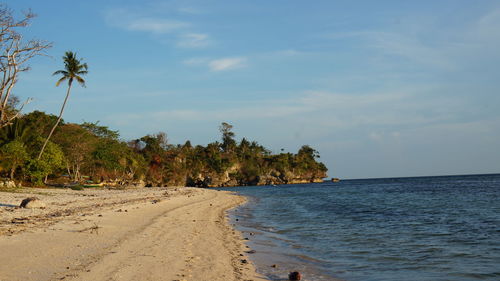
(0, 187), (267, 281)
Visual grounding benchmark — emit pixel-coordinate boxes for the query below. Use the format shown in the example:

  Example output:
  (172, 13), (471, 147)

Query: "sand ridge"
(0, 187), (267, 281)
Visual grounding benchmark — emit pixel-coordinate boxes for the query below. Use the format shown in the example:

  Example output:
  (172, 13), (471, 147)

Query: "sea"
(221, 174), (500, 281)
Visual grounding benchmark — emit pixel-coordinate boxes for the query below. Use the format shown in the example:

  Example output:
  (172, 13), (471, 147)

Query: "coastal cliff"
(186, 166), (327, 188)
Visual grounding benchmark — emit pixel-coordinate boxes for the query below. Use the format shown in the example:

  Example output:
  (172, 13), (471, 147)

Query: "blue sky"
(8, 0), (500, 179)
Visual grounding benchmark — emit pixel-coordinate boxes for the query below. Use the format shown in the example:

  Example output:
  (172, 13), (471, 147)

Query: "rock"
(240, 259), (248, 264)
(19, 197), (46, 209)
(271, 264), (278, 268)
(0, 180), (17, 188)
(246, 250), (256, 254)
(289, 271), (302, 280)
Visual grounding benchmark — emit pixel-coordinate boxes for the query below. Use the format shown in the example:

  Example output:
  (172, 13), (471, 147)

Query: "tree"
(0, 139), (28, 179)
(0, 5), (52, 127)
(52, 124), (96, 182)
(27, 140), (64, 185)
(0, 117), (29, 145)
(81, 121), (119, 140)
(219, 122), (236, 152)
(38, 51), (88, 159)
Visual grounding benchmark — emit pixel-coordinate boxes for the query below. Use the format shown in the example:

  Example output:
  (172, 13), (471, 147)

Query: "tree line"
(1, 115), (327, 187)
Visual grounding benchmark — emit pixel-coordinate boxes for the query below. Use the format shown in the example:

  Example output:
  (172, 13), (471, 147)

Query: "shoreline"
(224, 185), (343, 281)
(0, 187), (267, 281)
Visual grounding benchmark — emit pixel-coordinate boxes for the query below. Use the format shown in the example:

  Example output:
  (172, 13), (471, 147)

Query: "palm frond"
(55, 76), (67, 87)
(52, 70), (68, 76)
(75, 76), (86, 87)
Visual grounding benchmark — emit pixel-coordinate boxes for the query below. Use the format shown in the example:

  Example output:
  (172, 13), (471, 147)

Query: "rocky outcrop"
(185, 168), (326, 188)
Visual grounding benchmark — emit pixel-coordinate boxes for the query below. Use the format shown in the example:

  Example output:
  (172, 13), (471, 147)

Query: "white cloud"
(208, 57), (247, 71)
(183, 56), (248, 71)
(177, 33), (211, 48)
(127, 18), (189, 34)
(183, 57), (210, 65)
(369, 132), (383, 142)
(105, 8), (189, 34)
(477, 9), (500, 35)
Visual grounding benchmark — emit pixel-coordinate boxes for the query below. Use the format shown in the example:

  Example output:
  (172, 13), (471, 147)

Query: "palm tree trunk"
(37, 81), (73, 160)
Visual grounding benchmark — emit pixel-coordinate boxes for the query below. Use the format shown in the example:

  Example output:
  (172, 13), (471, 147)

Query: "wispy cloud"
(105, 9), (189, 34)
(177, 33), (211, 48)
(182, 57), (210, 65)
(208, 57), (247, 71)
(105, 8), (212, 48)
(183, 56), (248, 71)
(275, 49), (303, 56)
(323, 9), (500, 72)
(325, 30), (457, 70)
(105, 88), (464, 131)
(127, 18), (189, 34)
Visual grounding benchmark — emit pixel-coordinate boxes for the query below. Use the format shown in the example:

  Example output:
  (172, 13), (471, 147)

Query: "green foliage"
(21, 111), (59, 138)
(52, 124), (96, 181)
(25, 140), (64, 185)
(0, 140), (28, 179)
(0, 116), (328, 187)
(81, 121), (119, 140)
(26, 159), (51, 186)
(220, 122), (236, 152)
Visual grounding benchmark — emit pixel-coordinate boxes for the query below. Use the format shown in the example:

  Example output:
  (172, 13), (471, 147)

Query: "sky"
(7, 0), (500, 179)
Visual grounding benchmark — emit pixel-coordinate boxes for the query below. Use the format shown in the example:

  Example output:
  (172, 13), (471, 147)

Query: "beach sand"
(0, 187), (267, 281)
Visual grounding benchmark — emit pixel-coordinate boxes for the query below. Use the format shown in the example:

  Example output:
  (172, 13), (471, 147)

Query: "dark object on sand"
(271, 264), (278, 268)
(289, 271), (302, 280)
(19, 197), (45, 209)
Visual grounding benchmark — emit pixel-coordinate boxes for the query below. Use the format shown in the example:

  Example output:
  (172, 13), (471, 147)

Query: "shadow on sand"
(0, 203), (18, 207)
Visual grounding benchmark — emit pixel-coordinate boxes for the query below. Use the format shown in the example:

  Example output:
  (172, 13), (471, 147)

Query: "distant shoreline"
(339, 172), (500, 181)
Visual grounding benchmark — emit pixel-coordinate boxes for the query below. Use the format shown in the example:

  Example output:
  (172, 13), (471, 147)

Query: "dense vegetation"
(0, 113), (327, 187)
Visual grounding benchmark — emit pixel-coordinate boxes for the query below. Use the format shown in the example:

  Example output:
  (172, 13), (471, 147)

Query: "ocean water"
(223, 174), (500, 281)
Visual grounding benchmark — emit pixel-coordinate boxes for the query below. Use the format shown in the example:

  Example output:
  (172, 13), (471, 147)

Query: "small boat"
(331, 178), (340, 182)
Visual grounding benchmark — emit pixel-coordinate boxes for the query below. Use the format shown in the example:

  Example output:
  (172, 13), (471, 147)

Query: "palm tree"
(38, 51), (88, 159)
